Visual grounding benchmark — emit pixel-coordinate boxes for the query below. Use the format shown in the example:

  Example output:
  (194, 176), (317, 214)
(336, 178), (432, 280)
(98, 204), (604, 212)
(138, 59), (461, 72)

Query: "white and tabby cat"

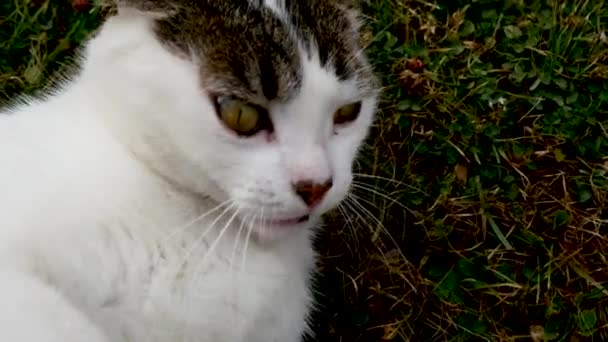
(0, 0), (378, 341)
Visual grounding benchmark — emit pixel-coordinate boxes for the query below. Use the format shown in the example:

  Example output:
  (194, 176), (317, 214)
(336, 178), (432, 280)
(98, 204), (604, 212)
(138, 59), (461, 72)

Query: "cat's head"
(90, 0), (379, 242)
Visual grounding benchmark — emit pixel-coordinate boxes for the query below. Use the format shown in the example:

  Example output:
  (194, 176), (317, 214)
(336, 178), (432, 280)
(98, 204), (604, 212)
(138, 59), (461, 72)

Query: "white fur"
(0, 3), (376, 342)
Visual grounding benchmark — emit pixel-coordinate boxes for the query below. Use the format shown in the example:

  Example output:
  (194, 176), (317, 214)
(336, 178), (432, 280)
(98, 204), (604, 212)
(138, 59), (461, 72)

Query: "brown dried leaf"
(455, 163), (468, 183)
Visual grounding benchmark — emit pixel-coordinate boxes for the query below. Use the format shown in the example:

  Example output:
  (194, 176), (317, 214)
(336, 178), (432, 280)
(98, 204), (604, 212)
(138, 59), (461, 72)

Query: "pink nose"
(292, 179), (333, 208)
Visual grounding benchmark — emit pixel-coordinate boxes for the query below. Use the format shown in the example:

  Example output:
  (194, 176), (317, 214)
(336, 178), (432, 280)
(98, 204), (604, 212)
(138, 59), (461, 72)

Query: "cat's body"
(0, 1), (378, 341)
(0, 92), (313, 341)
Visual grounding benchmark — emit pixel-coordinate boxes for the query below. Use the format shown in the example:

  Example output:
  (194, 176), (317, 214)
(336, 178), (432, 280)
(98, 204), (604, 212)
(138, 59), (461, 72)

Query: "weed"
(314, 0), (608, 340)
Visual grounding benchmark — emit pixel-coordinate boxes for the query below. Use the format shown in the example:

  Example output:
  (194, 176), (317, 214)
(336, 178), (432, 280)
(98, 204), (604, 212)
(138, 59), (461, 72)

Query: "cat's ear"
(327, 0), (362, 10)
(110, 0), (181, 17)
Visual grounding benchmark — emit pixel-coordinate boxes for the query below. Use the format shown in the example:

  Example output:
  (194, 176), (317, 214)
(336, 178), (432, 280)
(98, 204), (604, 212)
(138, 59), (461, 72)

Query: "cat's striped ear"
(112, 0), (182, 17)
(323, 0), (362, 10)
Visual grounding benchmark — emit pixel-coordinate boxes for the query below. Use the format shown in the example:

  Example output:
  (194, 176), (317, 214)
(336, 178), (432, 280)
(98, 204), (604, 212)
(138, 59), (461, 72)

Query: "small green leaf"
(578, 189), (593, 203)
(540, 70), (552, 84)
(530, 78), (542, 91)
(577, 309), (598, 336)
(459, 20), (475, 36)
(456, 258), (476, 277)
(397, 115), (410, 128)
(510, 63), (527, 82)
(566, 92), (579, 104)
(547, 93), (564, 106)
(547, 296), (564, 316)
(481, 9), (497, 19)
(512, 143), (531, 159)
(383, 32), (398, 49)
(553, 78), (568, 89)
(553, 210), (569, 228)
(23, 64), (43, 85)
(434, 269), (464, 304)
(503, 25), (522, 39)
(554, 148), (566, 162)
(525, 34), (540, 47)
(505, 184), (519, 200)
(520, 229), (545, 248)
(589, 83), (601, 93)
(522, 264), (535, 280)
(397, 100), (411, 111)
(483, 124), (501, 138)
(497, 264), (516, 281)
(427, 264), (449, 281)
(487, 216), (513, 249)
(544, 319), (562, 340)
(513, 44), (525, 53)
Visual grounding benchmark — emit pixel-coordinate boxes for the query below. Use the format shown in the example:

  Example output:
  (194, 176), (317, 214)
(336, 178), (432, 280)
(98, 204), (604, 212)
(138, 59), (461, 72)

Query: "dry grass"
(312, 0), (608, 340)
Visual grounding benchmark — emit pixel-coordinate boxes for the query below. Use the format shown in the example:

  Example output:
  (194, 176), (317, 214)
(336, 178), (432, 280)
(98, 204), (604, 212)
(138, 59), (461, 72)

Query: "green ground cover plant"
(1, 0), (607, 340)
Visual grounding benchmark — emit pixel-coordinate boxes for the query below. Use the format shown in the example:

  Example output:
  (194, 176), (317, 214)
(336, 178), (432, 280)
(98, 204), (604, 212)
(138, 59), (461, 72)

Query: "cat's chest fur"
(0, 108), (314, 342)
(52, 206), (313, 342)
(79, 214), (314, 342)
(102, 209), (313, 342)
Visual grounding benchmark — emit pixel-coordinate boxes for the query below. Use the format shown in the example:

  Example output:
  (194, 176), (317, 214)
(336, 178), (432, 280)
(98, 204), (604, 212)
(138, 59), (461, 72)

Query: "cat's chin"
(251, 215), (319, 244)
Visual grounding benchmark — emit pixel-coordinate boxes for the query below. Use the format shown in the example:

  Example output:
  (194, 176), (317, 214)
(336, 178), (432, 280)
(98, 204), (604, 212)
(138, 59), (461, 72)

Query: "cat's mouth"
(265, 215), (310, 228)
(249, 214), (314, 244)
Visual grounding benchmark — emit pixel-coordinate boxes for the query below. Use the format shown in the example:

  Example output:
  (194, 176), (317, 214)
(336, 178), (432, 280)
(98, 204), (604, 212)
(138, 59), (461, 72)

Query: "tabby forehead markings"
(283, 0), (357, 80)
(140, 0), (369, 105)
(153, 1), (298, 104)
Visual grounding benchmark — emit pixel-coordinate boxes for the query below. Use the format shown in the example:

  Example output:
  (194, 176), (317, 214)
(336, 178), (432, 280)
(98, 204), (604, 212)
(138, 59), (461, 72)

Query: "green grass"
(2, 0), (608, 341)
(0, 0), (104, 100)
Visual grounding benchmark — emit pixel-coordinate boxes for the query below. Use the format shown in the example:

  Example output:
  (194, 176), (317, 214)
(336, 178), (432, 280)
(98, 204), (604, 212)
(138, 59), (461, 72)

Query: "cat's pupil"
(333, 102), (362, 125)
(215, 96), (267, 136)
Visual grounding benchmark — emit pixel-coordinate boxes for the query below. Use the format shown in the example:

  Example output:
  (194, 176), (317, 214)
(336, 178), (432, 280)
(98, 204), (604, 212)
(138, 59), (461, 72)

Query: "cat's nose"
(292, 179), (333, 208)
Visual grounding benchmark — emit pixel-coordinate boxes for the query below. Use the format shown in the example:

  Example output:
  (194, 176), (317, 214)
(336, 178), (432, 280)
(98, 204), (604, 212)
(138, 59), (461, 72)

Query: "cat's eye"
(333, 102), (362, 125)
(214, 96), (269, 136)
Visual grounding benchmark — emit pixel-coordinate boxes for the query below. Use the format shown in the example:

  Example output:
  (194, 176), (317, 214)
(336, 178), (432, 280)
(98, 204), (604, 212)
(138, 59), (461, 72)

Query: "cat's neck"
(50, 14), (215, 198)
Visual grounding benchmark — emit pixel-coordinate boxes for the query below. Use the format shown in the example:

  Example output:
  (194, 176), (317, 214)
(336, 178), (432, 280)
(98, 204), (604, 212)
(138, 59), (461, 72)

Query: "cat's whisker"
(239, 210), (256, 272)
(196, 206), (242, 270)
(178, 202), (236, 273)
(345, 194), (391, 243)
(336, 202), (360, 250)
(261, 206), (268, 226)
(242, 206), (267, 272)
(162, 199), (233, 243)
(229, 211), (250, 274)
(341, 195), (398, 263)
(351, 181), (417, 216)
(353, 173), (430, 196)
(344, 195), (417, 289)
(339, 195), (372, 238)
(347, 194), (402, 252)
(353, 173), (406, 186)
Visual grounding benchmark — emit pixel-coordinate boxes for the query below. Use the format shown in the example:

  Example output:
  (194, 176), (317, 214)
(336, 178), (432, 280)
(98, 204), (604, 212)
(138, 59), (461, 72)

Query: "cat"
(0, 0), (378, 341)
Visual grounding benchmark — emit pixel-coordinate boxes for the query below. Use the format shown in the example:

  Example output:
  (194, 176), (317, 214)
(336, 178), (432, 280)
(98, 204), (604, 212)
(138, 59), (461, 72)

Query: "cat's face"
(102, 0), (378, 242)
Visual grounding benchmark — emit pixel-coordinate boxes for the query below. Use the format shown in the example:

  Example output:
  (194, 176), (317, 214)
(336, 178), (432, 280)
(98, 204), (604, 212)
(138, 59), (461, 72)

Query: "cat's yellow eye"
(333, 102), (362, 125)
(216, 97), (266, 136)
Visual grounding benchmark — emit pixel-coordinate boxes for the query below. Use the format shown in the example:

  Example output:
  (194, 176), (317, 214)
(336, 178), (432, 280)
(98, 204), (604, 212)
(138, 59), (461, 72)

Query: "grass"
(0, 0), (104, 100)
(1, 0), (607, 341)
